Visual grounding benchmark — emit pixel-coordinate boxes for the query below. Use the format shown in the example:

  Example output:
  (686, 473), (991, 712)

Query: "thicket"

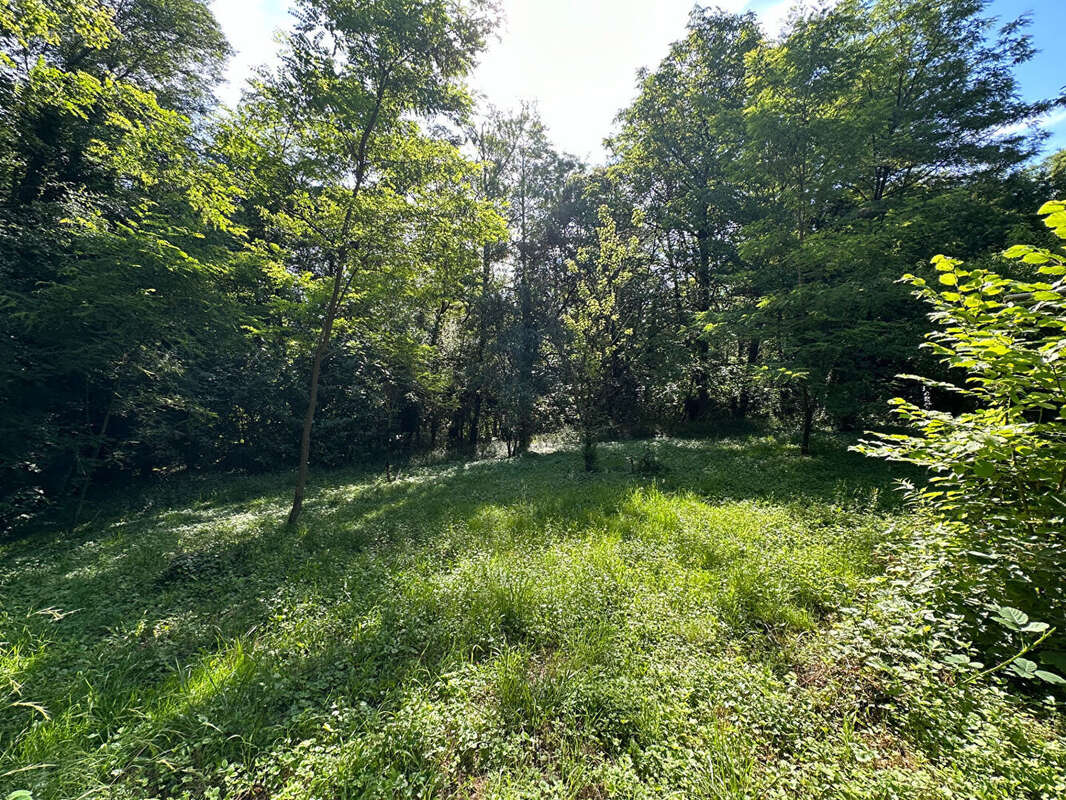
(1, 0), (1064, 529)
(858, 202), (1066, 685)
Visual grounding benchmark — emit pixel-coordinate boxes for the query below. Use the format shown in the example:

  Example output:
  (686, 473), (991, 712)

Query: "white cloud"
(211, 0), (292, 106)
(754, 0), (839, 40)
(208, 0), (828, 158)
(468, 0), (779, 160)
(1047, 110), (1066, 129)
(757, 0), (794, 38)
(997, 109), (1066, 138)
(469, 0), (706, 160)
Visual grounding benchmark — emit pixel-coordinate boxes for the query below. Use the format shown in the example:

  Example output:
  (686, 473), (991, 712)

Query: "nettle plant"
(858, 201), (1066, 686)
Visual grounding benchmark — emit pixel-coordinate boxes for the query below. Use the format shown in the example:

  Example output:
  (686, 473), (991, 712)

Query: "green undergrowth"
(1, 436), (1063, 798)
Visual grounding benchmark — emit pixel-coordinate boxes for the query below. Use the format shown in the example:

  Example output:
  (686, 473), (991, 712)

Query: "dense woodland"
(2, 0), (1062, 528)
(4, 1), (1066, 797)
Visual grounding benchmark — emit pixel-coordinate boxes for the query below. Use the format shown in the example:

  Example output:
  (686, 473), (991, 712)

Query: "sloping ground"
(1, 436), (1063, 799)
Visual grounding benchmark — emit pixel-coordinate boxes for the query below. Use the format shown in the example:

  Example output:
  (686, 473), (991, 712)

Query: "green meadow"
(3, 436), (1063, 799)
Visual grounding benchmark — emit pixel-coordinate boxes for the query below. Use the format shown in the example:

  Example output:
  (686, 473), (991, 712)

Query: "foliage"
(557, 207), (645, 469)
(856, 202), (1066, 693)
(857, 202), (1066, 570)
(5, 435), (1062, 799)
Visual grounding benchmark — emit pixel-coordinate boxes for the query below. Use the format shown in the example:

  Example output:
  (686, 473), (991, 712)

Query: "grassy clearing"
(1, 436), (1063, 799)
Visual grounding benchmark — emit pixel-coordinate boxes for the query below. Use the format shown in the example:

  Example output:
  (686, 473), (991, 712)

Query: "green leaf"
(1035, 670), (1066, 685)
(1021, 621), (1049, 634)
(938, 273), (958, 286)
(6, 792), (34, 800)
(991, 606), (1028, 631)
(1022, 252), (1050, 265)
(1008, 657), (1038, 678)
(930, 255), (960, 270)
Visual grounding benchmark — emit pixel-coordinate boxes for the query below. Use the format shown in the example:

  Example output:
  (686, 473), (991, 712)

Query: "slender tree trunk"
(686, 227), (713, 421)
(800, 383), (814, 456)
(514, 155), (536, 455)
(429, 300), (449, 347)
(468, 391), (482, 453)
(515, 263), (535, 454)
(736, 338), (760, 419)
(429, 415), (440, 450)
(447, 400), (468, 452)
(288, 269), (344, 526)
(452, 246), (494, 458)
(72, 393), (115, 528)
(582, 427), (597, 472)
(515, 416), (531, 454)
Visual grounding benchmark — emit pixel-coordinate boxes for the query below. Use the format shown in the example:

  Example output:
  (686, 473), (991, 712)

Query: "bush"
(857, 201), (1066, 680)
(860, 201), (1065, 539)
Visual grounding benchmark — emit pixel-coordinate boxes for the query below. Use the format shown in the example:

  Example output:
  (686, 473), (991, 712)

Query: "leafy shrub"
(857, 201), (1066, 678)
(859, 201), (1065, 541)
(811, 526), (1066, 798)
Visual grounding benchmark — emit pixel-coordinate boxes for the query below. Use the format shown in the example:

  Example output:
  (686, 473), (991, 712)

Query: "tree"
(611, 8), (762, 421)
(228, 0), (499, 524)
(557, 206), (645, 470)
(733, 0), (1053, 451)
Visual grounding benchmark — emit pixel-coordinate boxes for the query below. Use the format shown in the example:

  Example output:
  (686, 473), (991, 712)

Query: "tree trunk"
(685, 227), (713, 421)
(287, 271), (343, 526)
(514, 156), (536, 455)
(468, 391), (482, 453)
(516, 418), (532, 455)
(736, 338), (760, 419)
(429, 415), (440, 450)
(800, 384), (814, 456)
(447, 402), (468, 452)
(515, 276), (535, 454)
(72, 393), (115, 528)
(582, 431), (597, 472)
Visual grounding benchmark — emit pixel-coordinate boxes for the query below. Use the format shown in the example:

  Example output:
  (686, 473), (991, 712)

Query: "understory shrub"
(858, 201), (1066, 683)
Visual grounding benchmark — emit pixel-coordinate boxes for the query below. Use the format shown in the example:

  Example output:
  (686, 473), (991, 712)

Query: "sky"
(210, 0), (1066, 163)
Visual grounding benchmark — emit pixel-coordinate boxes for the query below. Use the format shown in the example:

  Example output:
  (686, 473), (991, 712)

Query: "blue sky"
(986, 0), (1066, 155)
(211, 0), (1066, 163)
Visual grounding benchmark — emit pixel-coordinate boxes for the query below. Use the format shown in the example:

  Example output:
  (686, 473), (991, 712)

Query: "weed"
(0, 436), (1061, 799)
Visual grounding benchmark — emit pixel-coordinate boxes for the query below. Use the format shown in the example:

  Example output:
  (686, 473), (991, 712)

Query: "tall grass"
(1, 436), (1061, 798)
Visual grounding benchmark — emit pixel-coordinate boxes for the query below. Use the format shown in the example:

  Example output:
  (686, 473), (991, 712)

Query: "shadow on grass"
(0, 434), (913, 796)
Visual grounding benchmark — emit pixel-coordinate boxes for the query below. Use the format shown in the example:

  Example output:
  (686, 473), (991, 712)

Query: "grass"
(1, 434), (1063, 799)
